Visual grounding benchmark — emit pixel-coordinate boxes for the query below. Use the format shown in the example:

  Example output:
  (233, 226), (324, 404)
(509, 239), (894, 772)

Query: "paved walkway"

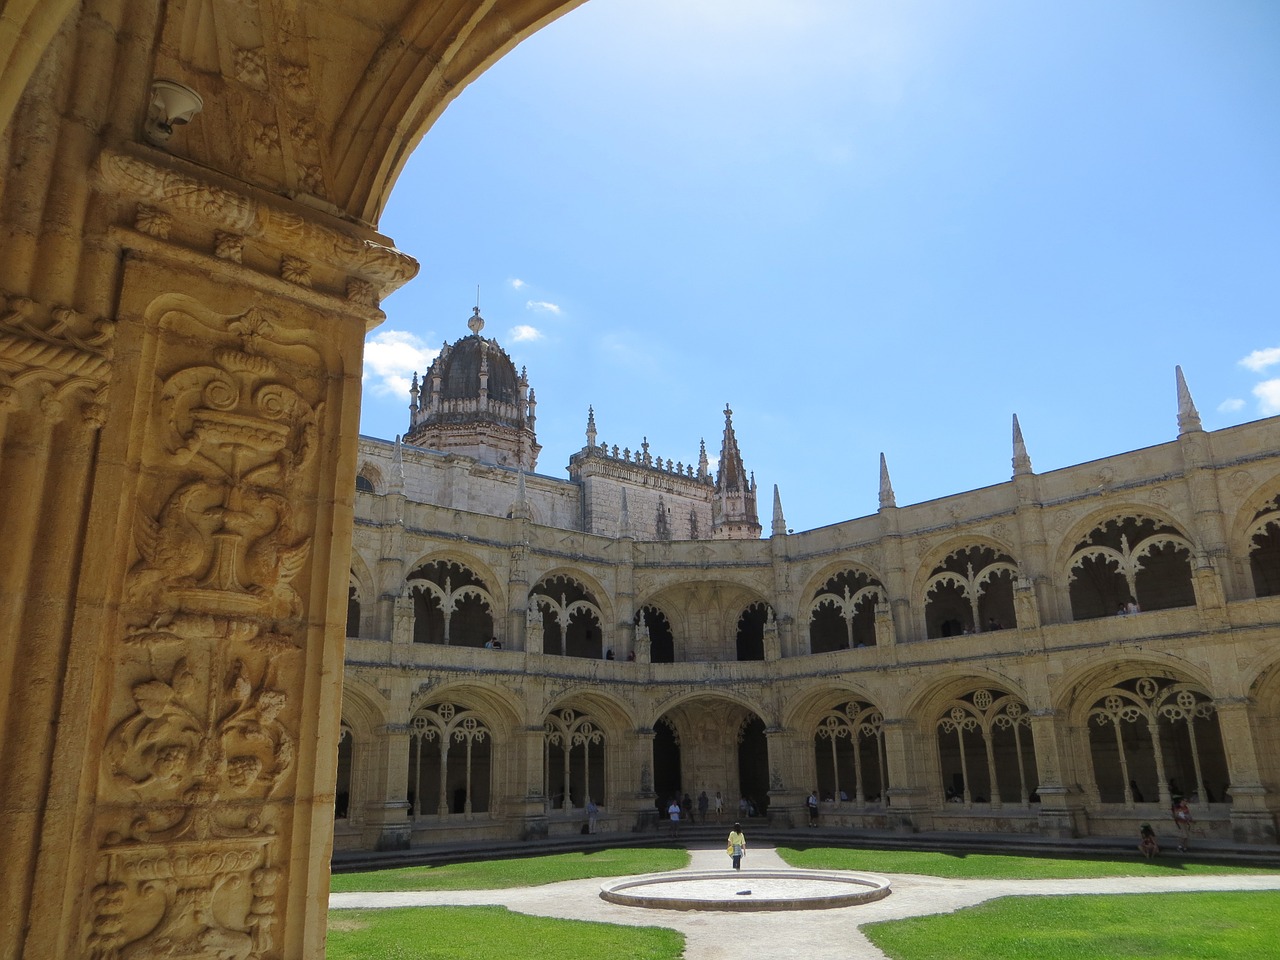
(329, 843), (1280, 959)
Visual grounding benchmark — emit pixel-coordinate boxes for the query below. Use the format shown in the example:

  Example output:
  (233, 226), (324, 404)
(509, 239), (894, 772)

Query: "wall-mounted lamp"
(144, 79), (204, 145)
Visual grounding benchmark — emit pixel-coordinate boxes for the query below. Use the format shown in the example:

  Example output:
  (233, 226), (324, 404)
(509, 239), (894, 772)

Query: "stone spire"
(619, 488), (633, 539)
(878, 453), (896, 509)
(1176, 365), (1203, 434)
(771, 484), (787, 537)
(1012, 414), (1033, 477)
(697, 438), (709, 480)
(509, 468), (532, 521)
(712, 403), (761, 539)
(586, 405), (597, 447)
(388, 434), (405, 494)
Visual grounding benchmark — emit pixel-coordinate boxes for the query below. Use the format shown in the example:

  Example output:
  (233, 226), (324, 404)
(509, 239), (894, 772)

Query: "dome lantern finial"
(467, 305), (485, 336)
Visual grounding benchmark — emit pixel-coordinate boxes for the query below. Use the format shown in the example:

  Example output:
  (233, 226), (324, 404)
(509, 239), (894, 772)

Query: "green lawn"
(330, 847), (690, 893)
(328, 906), (683, 960)
(865, 891), (1280, 960)
(777, 846), (1280, 880)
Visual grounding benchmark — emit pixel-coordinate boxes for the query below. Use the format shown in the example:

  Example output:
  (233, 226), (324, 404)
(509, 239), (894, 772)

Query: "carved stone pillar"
(512, 724), (549, 840)
(0, 144), (418, 960)
(630, 728), (659, 832)
(392, 592), (415, 646)
(764, 727), (805, 828)
(365, 723), (413, 850)
(1213, 698), (1278, 842)
(874, 601), (897, 646)
(880, 717), (931, 831)
(1027, 709), (1088, 838)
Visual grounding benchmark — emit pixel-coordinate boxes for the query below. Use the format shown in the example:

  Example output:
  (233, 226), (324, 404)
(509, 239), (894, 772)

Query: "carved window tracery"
(809, 570), (884, 653)
(814, 699), (888, 806)
(935, 688), (1037, 808)
(1067, 516), (1195, 620)
(407, 559), (496, 646)
(1087, 676), (1228, 807)
(531, 575), (604, 658)
(924, 546), (1018, 638)
(408, 702), (492, 819)
(1247, 494), (1280, 598)
(543, 708), (605, 812)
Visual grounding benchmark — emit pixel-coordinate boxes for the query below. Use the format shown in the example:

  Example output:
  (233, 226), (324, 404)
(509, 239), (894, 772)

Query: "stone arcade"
(1, 4), (1279, 960)
(338, 315), (1280, 855)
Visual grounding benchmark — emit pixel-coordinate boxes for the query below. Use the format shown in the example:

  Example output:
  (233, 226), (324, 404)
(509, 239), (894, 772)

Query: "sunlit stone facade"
(338, 320), (1280, 852)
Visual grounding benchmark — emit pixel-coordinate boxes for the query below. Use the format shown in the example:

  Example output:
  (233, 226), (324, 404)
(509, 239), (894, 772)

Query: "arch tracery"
(1087, 676), (1226, 807)
(1067, 515), (1195, 619)
(923, 545), (1019, 637)
(407, 559), (498, 646)
(531, 574), (605, 658)
(808, 569), (884, 652)
(408, 701), (492, 820)
(935, 687), (1037, 808)
(813, 699), (888, 806)
(543, 707), (606, 812)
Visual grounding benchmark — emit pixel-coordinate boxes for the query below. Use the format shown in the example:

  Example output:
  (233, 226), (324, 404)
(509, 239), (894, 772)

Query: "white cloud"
(1254, 378), (1280, 416)
(1240, 346), (1280, 372)
(509, 325), (544, 342)
(363, 330), (439, 399)
(526, 300), (562, 315)
(510, 278), (526, 290)
(1217, 398), (1245, 413)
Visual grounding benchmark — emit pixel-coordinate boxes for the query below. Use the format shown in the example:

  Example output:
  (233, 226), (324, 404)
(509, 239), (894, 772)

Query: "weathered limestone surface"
(2, 3), (588, 958)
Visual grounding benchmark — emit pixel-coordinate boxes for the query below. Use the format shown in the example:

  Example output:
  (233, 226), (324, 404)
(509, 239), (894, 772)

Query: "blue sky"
(363, 0), (1280, 533)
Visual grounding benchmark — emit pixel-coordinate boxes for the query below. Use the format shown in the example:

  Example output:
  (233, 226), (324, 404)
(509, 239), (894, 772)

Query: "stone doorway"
(653, 697), (770, 822)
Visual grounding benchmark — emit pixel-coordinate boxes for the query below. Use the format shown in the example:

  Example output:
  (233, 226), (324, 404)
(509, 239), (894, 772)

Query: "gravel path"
(329, 844), (1280, 960)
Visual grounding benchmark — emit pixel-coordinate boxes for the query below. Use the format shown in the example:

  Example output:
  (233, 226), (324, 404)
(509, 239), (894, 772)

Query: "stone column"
(1213, 698), (1279, 842)
(880, 717), (931, 832)
(0, 143), (416, 960)
(364, 723), (413, 851)
(509, 724), (550, 840)
(764, 727), (806, 828)
(629, 728), (660, 832)
(1027, 709), (1088, 837)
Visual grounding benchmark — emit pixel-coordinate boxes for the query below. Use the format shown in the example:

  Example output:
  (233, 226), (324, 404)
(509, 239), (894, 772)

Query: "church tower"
(711, 404), (761, 539)
(405, 307), (541, 469)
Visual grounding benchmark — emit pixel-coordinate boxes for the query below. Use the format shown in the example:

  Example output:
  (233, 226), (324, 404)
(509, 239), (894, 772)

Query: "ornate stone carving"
(215, 232), (245, 262)
(0, 295), (114, 417)
(233, 47), (268, 89)
(280, 255), (312, 286)
(95, 150), (418, 298)
(124, 307), (316, 624)
(134, 205), (172, 239)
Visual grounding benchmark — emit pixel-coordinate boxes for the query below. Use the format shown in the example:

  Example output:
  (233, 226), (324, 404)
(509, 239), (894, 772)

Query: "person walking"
(806, 790), (819, 827)
(667, 797), (681, 837)
(697, 790), (709, 825)
(586, 797), (598, 834)
(714, 791), (724, 822)
(726, 822), (747, 870)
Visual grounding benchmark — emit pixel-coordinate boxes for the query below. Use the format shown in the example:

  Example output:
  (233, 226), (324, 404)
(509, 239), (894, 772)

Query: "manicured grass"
(777, 845), (1280, 879)
(328, 906), (683, 960)
(864, 891), (1280, 960)
(330, 847), (690, 893)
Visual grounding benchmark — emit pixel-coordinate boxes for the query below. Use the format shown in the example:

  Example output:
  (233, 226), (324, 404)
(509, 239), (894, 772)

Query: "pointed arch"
(1063, 513), (1196, 620)
(917, 542), (1020, 638)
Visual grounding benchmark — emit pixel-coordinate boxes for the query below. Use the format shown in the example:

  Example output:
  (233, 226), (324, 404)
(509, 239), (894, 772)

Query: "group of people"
(1137, 796), (1196, 858)
(665, 790), (727, 835)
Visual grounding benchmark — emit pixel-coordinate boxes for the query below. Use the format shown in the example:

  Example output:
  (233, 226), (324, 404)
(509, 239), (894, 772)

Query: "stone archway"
(0, 3), (589, 958)
(653, 697), (770, 821)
